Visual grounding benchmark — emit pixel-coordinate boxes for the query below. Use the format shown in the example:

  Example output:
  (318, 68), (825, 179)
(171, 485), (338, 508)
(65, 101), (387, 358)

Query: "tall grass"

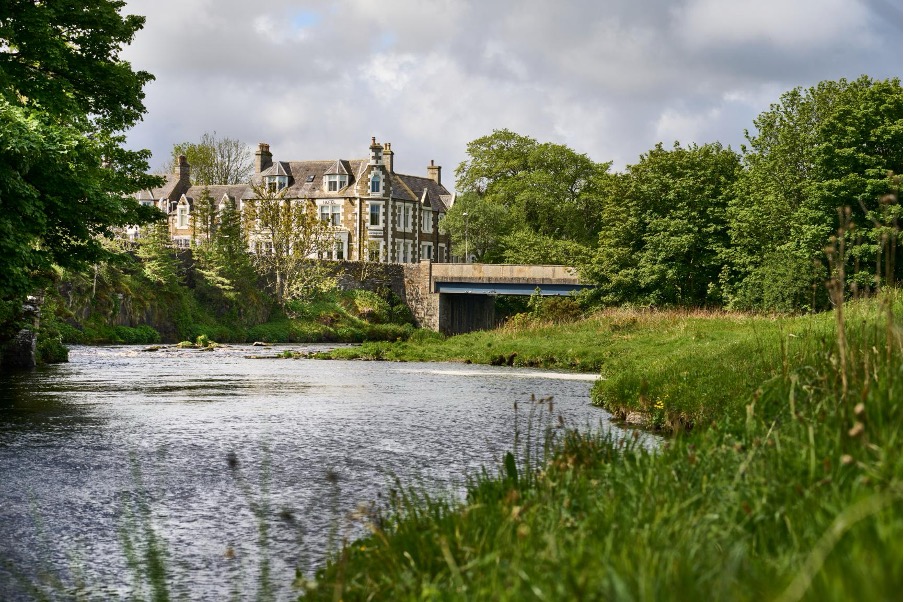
(300, 291), (902, 601)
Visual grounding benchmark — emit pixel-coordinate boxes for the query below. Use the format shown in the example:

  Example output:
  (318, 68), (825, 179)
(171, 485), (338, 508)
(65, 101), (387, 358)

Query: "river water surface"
(0, 344), (640, 600)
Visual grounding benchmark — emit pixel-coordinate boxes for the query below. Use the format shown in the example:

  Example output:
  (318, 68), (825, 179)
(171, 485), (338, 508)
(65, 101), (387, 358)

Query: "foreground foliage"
(0, 1), (158, 340)
(303, 295), (902, 601)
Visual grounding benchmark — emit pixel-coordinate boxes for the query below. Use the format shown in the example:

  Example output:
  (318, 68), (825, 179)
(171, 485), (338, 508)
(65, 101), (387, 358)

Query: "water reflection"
(0, 345), (648, 600)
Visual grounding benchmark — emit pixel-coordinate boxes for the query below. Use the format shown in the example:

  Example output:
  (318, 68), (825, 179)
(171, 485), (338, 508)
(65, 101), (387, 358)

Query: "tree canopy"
(167, 131), (253, 186)
(453, 77), (900, 311)
(723, 76), (902, 311)
(1, 1), (159, 335)
(451, 129), (610, 264)
(584, 142), (741, 306)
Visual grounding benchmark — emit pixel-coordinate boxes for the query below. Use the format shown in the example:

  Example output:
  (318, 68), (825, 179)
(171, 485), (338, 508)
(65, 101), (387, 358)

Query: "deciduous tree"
(242, 185), (335, 310)
(724, 76), (902, 311)
(167, 132), (253, 186)
(584, 142), (741, 306)
(452, 129), (610, 262)
(439, 192), (514, 262)
(0, 1), (158, 338)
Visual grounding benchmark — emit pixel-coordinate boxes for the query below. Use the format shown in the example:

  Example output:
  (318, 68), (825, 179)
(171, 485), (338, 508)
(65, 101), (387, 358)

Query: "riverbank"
(38, 286), (415, 354)
(301, 294), (902, 600)
(315, 304), (880, 430)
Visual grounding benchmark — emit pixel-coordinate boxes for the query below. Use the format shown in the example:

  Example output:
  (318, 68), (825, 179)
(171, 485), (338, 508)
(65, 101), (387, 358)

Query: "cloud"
(674, 0), (872, 50)
(121, 0), (901, 181)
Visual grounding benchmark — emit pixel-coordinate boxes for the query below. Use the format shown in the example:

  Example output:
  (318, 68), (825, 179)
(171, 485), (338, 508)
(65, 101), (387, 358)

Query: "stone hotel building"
(133, 137), (455, 263)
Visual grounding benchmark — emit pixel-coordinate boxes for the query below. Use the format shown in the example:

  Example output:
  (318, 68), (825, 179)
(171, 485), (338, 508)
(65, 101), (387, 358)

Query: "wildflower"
(848, 422), (865, 438)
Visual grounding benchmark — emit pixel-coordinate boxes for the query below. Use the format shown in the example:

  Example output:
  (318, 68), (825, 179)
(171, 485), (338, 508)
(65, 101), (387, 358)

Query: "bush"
(36, 335), (68, 364)
(348, 289), (392, 323)
(111, 325), (161, 344)
(57, 322), (86, 344)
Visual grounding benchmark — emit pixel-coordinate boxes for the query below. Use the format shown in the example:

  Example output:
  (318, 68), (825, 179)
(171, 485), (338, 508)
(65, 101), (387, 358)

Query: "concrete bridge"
(403, 261), (591, 335)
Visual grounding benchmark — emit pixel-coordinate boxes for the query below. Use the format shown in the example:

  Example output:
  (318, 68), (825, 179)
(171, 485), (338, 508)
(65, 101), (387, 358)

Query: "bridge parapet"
(430, 263), (582, 286)
(401, 261), (590, 334)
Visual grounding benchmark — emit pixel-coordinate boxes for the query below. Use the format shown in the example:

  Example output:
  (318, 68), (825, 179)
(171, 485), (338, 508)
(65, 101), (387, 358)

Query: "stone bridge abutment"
(401, 261), (589, 335)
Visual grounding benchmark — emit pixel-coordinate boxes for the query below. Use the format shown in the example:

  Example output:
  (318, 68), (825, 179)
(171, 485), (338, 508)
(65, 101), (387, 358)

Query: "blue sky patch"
(292, 10), (321, 30)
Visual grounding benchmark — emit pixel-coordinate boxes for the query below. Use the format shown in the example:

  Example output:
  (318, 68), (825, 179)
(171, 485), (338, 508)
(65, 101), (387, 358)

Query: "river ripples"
(0, 344), (647, 600)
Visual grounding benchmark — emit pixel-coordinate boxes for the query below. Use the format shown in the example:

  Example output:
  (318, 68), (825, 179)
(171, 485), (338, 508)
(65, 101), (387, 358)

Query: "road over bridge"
(403, 261), (592, 335)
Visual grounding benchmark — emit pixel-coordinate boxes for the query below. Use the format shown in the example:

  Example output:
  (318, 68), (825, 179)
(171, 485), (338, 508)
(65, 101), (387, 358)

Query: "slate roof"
(136, 174), (184, 201)
(248, 157), (453, 211)
(184, 184), (251, 204)
(325, 159), (352, 175)
(251, 159), (368, 199)
(260, 162), (290, 177)
(392, 173), (454, 212)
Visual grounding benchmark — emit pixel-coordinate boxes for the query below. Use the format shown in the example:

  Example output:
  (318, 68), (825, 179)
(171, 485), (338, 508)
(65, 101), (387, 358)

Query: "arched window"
(370, 173), (381, 194)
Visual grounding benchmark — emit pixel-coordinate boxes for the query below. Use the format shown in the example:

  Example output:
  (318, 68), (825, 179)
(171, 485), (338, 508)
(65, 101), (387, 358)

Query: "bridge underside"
(438, 294), (496, 335)
(401, 262), (591, 335)
(434, 282), (592, 296)
(435, 283), (591, 335)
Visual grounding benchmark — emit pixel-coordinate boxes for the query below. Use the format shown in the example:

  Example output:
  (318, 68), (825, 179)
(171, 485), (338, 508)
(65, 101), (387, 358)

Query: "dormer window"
(325, 174), (348, 192)
(370, 173), (381, 195)
(265, 175), (288, 192)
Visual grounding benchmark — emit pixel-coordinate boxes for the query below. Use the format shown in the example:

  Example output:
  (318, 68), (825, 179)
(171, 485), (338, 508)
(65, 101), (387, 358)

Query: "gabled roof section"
(260, 161), (290, 177)
(136, 174), (182, 201)
(392, 173), (453, 212)
(185, 184), (251, 204)
(250, 159), (368, 198)
(325, 160), (351, 176)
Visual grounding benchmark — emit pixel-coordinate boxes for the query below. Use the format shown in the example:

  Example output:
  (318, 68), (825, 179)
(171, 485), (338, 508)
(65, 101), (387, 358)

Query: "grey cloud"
(122, 0), (901, 182)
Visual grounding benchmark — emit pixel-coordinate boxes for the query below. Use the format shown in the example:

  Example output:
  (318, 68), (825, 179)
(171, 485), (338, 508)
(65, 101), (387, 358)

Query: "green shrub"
(57, 322), (86, 344)
(407, 329), (445, 344)
(349, 289), (392, 323)
(36, 335), (68, 364)
(111, 325), (161, 344)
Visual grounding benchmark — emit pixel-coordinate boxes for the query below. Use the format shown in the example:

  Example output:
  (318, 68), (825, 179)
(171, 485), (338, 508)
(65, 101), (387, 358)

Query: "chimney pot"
(255, 142), (273, 174)
(427, 161), (441, 186)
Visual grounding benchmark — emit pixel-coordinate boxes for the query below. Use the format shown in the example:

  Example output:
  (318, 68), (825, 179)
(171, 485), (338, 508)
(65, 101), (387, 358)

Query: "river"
(0, 344), (643, 600)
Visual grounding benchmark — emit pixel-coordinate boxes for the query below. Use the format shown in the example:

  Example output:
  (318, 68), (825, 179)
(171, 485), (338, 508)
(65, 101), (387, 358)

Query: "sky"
(121, 0), (902, 189)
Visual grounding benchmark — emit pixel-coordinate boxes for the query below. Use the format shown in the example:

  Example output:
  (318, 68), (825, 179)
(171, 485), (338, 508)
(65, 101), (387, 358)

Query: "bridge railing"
(431, 263), (582, 284)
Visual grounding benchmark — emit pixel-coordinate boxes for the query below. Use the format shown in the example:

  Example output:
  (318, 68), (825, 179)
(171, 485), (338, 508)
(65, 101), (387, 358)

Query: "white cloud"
(121, 0), (901, 181)
(674, 0), (872, 50)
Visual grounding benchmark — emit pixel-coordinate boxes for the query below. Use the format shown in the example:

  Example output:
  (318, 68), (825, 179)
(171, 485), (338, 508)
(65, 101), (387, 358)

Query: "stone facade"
(131, 138), (455, 264)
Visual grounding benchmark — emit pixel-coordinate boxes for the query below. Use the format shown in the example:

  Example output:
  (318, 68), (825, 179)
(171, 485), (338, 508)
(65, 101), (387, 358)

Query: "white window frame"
(402, 204), (412, 233)
(369, 172), (382, 195)
(318, 203), (342, 227)
(326, 174), (347, 192)
(421, 210), (433, 233)
(265, 175), (288, 192)
(368, 201), (383, 228)
(367, 240), (384, 262)
(177, 205), (189, 228)
(421, 242), (433, 261)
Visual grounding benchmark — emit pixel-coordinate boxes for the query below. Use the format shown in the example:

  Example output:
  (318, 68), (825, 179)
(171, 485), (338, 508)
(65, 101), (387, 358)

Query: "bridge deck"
(434, 281), (591, 296)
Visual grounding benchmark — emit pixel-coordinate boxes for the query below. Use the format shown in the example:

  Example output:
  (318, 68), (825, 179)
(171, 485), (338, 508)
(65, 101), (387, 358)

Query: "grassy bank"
(42, 286), (414, 348)
(301, 294), (902, 601)
(317, 304), (877, 430)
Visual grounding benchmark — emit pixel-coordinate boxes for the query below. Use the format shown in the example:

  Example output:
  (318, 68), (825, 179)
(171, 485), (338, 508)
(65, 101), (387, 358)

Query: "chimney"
(384, 142), (394, 173)
(369, 136), (383, 165)
(255, 142), (272, 174)
(427, 159), (441, 186)
(177, 155), (190, 184)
